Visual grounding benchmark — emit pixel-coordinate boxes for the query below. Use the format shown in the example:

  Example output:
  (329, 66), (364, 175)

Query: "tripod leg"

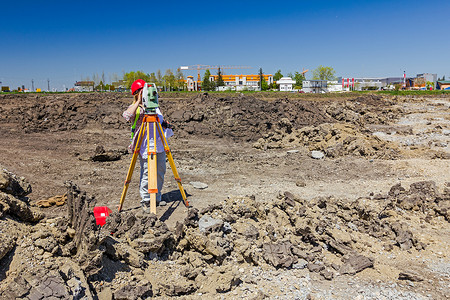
(156, 122), (189, 207)
(147, 121), (158, 214)
(118, 121), (147, 212)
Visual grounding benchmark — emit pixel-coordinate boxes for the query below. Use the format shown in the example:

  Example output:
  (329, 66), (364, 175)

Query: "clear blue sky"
(1, 0), (449, 91)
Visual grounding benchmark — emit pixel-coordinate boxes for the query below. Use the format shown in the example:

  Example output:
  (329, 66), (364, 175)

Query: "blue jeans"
(139, 152), (166, 203)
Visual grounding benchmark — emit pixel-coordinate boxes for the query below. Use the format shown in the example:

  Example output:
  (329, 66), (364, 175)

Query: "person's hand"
(137, 89), (143, 103)
(162, 120), (175, 130)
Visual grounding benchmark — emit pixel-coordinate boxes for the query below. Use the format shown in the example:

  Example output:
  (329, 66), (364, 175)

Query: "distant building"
(74, 81), (94, 92)
(186, 74), (274, 91)
(186, 76), (200, 91)
(436, 80), (450, 90)
(338, 77), (404, 91)
(302, 80), (327, 93)
(277, 77), (296, 91)
(211, 74), (273, 91)
(416, 73), (437, 89)
(327, 81), (343, 92)
(406, 73), (438, 90)
(417, 73), (437, 84)
(111, 80), (127, 92)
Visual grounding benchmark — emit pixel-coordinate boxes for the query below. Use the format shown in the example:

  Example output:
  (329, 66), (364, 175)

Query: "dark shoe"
(141, 201), (150, 213)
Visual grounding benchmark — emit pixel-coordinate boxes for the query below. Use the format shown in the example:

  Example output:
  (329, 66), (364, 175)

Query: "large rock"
(0, 167), (32, 197)
(0, 192), (43, 222)
(0, 233), (15, 261)
(114, 280), (152, 299)
(183, 228), (227, 259)
(339, 254), (374, 275)
(1, 271), (71, 299)
(262, 242), (295, 268)
(198, 215), (223, 233)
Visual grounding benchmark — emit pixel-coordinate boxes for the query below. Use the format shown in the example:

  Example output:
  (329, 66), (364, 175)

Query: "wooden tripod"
(118, 114), (188, 214)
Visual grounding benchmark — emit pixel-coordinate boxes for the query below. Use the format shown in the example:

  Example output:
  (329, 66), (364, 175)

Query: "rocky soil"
(0, 92), (449, 299)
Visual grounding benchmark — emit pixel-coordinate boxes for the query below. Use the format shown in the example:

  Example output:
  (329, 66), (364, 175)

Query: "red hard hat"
(131, 79), (146, 95)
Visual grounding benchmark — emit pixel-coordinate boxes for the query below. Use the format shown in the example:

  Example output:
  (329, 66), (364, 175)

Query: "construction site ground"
(0, 91), (449, 299)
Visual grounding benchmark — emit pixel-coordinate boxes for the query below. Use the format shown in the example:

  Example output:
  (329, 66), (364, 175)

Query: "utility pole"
(47, 79), (50, 92)
(32, 79), (34, 92)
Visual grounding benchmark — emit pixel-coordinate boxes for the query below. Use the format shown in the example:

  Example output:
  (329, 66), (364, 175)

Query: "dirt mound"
(0, 92), (404, 154)
(247, 94), (406, 158)
(326, 95), (402, 126)
(1, 92), (336, 141)
(162, 93), (334, 141)
(253, 121), (400, 159)
(0, 93), (130, 133)
(1, 165), (448, 298)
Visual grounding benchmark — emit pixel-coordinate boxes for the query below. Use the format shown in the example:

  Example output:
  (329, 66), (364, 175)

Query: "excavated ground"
(0, 92), (449, 299)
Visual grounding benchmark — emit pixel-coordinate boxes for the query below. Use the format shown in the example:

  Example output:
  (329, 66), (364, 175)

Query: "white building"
(339, 77), (404, 91)
(327, 81), (343, 92)
(187, 74), (274, 91)
(277, 77), (296, 91)
(302, 80), (327, 93)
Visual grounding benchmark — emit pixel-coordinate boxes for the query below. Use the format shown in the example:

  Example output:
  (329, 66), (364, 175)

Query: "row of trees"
(82, 65), (337, 92)
(123, 69), (186, 91)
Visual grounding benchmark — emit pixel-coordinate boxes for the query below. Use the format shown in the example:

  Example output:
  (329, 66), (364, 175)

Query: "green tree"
(258, 68), (268, 91)
(273, 69), (283, 81)
(164, 69), (176, 91)
(148, 72), (157, 84)
(312, 65), (336, 81)
(123, 71), (150, 88)
(104, 84), (115, 91)
(95, 81), (104, 91)
(216, 67), (225, 87)
(202, 69), (214, 91)
(293, 71), (306, 88)
(269, 82), (279, 90)
(261, 79), (269, 91)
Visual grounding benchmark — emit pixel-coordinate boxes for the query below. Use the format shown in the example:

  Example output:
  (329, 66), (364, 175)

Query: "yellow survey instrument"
(118, 113), (188, 214)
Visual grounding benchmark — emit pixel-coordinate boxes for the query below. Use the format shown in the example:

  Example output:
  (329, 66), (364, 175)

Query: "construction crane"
(180, 64), (252, 82)
(301, 68), (309, 77)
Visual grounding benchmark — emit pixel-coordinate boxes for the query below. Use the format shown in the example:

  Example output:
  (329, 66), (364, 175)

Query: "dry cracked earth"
(0, 91), (449, 299)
